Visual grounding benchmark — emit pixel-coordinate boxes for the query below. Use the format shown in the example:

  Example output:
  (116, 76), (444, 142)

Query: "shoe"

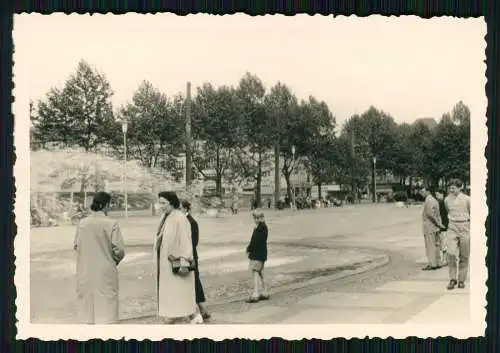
(458, 281), (465, 289)
(422, 265), (433, 271)
(447, 279), (458, 290)
(190, 312), (204, 324)
(201, 311), (211, 320)
(245, 296), (260, 303)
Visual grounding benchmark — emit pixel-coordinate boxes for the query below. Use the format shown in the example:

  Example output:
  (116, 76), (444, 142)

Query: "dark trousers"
(194, 259), (206, 304)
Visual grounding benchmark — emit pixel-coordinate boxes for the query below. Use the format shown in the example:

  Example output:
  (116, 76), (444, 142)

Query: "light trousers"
(447, 222), (470, 282)
(424, 231), (441, 267)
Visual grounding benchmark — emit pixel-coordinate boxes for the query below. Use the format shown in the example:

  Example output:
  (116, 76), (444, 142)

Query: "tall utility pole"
(185, 81), (193, 189)
(371, 156), (377, 203)
(351, 128), (356, 201)
(274, 144), (280, 209)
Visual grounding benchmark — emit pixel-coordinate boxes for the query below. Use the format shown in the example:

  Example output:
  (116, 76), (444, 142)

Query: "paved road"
(30, 204), (469, 324)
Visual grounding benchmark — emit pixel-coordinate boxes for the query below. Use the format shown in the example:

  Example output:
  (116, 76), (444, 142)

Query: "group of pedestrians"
(421, 179), (471, 290)
(73, 190), (270, 324)
(73, 191), (210, 324)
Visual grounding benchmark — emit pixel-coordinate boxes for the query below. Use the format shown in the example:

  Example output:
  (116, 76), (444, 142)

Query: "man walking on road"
(421, 187), (446, 271)
(445, 179), (471, 290)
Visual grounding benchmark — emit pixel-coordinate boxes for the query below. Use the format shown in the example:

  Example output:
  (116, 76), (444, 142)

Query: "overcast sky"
(14, 14), (486, 126)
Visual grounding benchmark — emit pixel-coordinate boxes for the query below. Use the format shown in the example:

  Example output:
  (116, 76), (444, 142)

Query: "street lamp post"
(291, 145), (296, 211)
(372, 156), (377, 203)
(121, 120), (129, 218)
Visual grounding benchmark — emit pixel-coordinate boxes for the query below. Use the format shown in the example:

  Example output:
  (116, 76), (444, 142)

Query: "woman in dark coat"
(181, 200), (210, 320)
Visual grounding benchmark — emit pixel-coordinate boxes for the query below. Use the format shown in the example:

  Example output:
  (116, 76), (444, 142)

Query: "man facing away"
(421, 187), (446, 271)
(445, 179), (471, 290)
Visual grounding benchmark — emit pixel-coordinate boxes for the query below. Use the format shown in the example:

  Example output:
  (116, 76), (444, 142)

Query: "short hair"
(181, 199), (192, 212)
(90, 191), (111, 212)
(449, 179), (464, 188)
(436, 188), (446, 195)
(158, 191), (180, 209)
(252, 209), (265, 219)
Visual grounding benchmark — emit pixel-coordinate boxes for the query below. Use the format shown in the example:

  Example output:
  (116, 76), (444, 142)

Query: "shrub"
(393, 191), (408, 202)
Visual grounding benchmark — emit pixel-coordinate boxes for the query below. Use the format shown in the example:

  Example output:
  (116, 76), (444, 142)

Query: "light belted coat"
(74, 212), (125, 324)
(154, 209), (197, 319)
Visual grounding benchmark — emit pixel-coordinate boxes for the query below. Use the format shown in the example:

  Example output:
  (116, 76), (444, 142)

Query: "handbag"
(168, 255), (196, 275)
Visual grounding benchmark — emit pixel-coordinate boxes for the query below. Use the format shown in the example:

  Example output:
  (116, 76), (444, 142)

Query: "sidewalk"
(211, 265), (470, 324)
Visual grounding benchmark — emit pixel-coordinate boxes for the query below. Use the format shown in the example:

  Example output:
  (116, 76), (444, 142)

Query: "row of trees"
(31, 60), (470, 207)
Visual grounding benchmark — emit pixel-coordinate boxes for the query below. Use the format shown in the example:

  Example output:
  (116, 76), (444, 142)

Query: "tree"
(264, 83), (301, 203)
(427, 102), (470, 187)
(191, 83), (243, 196)
(111, 81), (185, 215)
(390, 123), (414, 186)
(31, 60), (115, 152)
(336, 125), (370, 196)
(234, 73), (274, 206)
(297, 97), (337, 199)
(342, 107), (398, 200)
(451, 101), (471, 186)
(306, 134), (339, 199)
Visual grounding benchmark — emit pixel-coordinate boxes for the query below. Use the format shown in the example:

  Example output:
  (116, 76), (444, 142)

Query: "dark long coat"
(186, 213), (206, 304)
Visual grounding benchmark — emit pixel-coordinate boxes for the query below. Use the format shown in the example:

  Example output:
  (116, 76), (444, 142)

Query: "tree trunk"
(317, 183), (322, 199)
(215, 148), (222, 197)
(274, 144), (280, 208)
(283, 170), (292, 206)
(151, 181), (156, 216)
(255, 152), (263, 207)
(79, 178), (86, 205)
(215, 175), (223, 198)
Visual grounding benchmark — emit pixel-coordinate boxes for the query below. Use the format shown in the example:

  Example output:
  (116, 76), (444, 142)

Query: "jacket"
(246, 222), (268, 262)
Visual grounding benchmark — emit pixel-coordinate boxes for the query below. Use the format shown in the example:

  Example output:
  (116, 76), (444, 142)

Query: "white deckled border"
(12, 14), (487, 340)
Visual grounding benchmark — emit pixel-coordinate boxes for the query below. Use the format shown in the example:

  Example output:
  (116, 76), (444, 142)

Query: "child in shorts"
(245, 209), (269, 303)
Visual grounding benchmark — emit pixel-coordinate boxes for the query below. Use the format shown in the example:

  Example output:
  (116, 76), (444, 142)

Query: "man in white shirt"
(444, 179), (471, 290)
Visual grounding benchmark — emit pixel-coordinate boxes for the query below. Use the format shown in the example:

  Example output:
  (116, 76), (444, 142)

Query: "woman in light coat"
(154, 191), (202, 324)
(73, 192), (125, 324)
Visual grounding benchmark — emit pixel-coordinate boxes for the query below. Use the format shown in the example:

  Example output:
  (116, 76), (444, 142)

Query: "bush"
(393, 191), (408, 202)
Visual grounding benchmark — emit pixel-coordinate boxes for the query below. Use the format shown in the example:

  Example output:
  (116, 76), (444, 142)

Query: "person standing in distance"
(245, 209), (270, 303)
(73, 191), (125, 324)
(181, 199), (211, 320)
(445, 179), (471, 290)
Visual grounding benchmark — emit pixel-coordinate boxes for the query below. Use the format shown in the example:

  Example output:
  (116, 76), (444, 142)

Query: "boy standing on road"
(245, 209), (270, 303)
(445, 179), (471, 290)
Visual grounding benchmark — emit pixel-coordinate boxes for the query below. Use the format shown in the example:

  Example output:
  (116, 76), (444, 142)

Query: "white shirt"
(445, 192), (470, 222)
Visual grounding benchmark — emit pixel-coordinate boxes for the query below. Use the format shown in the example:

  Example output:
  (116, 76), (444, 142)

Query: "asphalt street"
(30, 204), (440, 324)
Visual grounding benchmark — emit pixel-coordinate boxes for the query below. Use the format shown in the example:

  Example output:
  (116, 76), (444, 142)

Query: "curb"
(119, 251), (390, 323)
(208, 253), (390, 307)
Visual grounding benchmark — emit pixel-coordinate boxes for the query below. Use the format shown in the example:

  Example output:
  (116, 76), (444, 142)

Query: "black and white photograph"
(13, 14), (487, 340)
